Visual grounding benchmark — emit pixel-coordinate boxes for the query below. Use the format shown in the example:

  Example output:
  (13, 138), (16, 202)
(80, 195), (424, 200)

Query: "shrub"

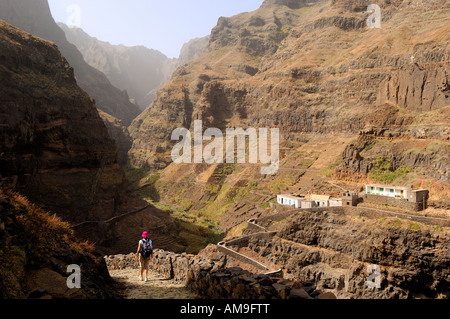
(369, 157), (411, 183)
(181, 199), (193, 211)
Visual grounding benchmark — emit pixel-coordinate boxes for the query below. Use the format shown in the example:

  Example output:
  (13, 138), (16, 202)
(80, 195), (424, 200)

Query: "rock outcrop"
(177, 36), (210, 66)
(129, 0), (449, 172)
(0, 187), (121, 299)
(0, 20), (126, 224)
(248, 208), (450, 299)
(59, 23), (177, 110)
(0, 0), (141, 125)
(377, 63), (450, 113)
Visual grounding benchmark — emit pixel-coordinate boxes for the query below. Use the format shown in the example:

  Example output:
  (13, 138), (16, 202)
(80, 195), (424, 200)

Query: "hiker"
(136, 231), (153, 282)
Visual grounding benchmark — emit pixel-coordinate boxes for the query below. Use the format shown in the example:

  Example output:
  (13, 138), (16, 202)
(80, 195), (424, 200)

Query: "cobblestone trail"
(109, 268), (198, 299)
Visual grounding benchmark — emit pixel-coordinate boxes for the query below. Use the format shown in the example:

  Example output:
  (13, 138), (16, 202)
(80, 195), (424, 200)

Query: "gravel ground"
(109, 268), (198, 299)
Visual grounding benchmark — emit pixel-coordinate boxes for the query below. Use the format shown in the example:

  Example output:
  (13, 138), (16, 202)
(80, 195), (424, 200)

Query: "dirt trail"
(109, 268), (197, 299)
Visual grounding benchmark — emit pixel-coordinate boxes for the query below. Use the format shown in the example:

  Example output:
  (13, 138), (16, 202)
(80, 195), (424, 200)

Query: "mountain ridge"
(0, 0), (141, 126)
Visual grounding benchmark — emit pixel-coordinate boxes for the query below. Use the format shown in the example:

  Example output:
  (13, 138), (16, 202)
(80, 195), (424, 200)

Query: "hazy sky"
(48, 0), (263, 58)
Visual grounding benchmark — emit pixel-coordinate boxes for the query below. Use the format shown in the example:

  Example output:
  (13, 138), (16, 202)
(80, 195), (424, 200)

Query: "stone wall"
(105, 249), (328, 299)
(363, 194), (423, 211)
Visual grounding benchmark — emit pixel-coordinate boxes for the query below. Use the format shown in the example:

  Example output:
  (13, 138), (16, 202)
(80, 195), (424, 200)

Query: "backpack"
(140, 239), (153, 258)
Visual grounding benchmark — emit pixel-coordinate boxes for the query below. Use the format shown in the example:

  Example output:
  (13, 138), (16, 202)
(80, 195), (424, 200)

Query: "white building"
(277, 194), (342, 208)
(277, 194), (303, 208)
(365, 184), (410, 199)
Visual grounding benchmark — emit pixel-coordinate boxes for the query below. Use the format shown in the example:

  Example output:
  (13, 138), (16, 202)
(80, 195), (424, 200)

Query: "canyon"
(0, 0), (449, 300)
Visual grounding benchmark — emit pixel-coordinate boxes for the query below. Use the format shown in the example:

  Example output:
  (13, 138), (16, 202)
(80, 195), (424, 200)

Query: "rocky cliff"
(0, 20), (184, 255)
(125, 0), (450, 298)
(128, 0), (449, 199)
(59, 23), (177, 110)
(0, 187), (121, 299)
(0, 0), (141, 126)
(0, 20), (126, 224)
(129, 0), (449, 169)
(250, 208), (449, 299)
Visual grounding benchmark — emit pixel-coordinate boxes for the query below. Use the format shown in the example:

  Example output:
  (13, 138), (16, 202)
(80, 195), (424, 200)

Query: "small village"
(277, 184), (430, 212)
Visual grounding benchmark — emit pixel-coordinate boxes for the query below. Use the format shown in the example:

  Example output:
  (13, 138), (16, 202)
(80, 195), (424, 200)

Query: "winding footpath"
(109, 268), (197, 299)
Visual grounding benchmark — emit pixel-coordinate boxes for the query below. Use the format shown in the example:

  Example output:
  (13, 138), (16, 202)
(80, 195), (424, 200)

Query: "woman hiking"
(136, 231), (153, 282)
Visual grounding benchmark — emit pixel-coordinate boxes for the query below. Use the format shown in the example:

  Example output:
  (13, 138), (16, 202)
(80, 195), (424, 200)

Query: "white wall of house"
(329, 199), (342, 207)
(366, 185), (408, 199)
(277, 195), (301, 208)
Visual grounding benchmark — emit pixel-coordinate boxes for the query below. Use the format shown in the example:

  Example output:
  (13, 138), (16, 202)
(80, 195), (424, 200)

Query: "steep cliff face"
(177, 36), (210, 66)
(377, 63), (450, 113)
(129, 1), (324, 169)
(0, 0), (141, 126)
(0, 20), (126, 224)
(0, 20), (184, 254)
(129, 0), (449, 185)
(59, 23), (176, 110)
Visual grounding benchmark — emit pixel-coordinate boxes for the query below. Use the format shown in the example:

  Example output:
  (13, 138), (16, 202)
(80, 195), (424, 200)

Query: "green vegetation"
(203, 183), (222, 196)
(391, 219), (403, 228)
(298, 159), (315, 167)
(217, 164), (236, 183)
(295, 7), (313, 15)
(369, 157), (411, 184)
(328, 159), (343, 169)
(180, 198), (193, 211)
(266, 176), (297, 193)
(260, 202), (271, 209)
(404, 141), (444, 157)
(0, 189), (94, 298)
(319, 168), (335, 177)
(409, 222), (421, 231)
(125, 166), (160, 201)
(170, 210), (224, 254)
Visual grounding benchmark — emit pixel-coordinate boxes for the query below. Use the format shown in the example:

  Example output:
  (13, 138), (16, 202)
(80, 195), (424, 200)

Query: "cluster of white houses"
(277, 184), (429, 210)
(277, 194), (343, 209)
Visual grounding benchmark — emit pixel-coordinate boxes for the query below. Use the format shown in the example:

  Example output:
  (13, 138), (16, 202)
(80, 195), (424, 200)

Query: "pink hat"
(142, 231), (148, 238)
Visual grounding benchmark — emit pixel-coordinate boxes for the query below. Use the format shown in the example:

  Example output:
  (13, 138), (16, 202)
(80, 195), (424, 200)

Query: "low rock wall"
(363, 194), (424, 211)
(105, 249), (326, 299)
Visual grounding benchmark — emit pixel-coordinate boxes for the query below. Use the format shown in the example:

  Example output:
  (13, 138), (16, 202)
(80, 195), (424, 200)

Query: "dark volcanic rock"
(0, 20), (127, 225)
(377, 63), (450, 113)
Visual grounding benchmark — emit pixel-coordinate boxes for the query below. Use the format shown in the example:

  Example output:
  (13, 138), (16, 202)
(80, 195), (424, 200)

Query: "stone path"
(109, 268), (198, 299)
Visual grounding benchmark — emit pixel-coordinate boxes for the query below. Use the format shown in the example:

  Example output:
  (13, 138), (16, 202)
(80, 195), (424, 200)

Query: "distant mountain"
(177, 36), (210, 66)
(0, 0), (141, 126)
(59, 23), (177, 110)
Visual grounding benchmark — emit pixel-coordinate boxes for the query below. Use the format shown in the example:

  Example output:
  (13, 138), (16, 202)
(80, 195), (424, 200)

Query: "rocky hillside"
(0, 186), (121, 299)
(0, 20), (184, 255)
(59, 23), (177, 110)
(124, 1), (450, 296)
(250, 208), (449, 299)
(128, 0), (449, 209)
(177, 36), (210, 66)
(0, 0), (141, 126)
